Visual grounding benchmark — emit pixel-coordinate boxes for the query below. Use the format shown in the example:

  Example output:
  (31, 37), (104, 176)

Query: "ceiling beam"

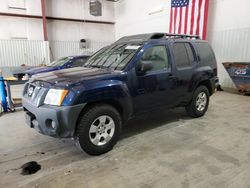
(0, 12), (115, 25)
(46, 16), (115, 25)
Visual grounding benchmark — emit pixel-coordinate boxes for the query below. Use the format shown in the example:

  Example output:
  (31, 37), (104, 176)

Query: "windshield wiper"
(88, 65), (102, 68)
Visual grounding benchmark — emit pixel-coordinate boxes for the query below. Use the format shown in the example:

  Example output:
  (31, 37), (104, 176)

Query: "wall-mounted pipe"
(46, 16), (114, 24)
(0, 12), (41, 19)
(0, 12), (115, 25)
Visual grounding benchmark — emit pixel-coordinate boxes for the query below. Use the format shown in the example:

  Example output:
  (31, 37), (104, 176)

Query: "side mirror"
(137, 61), (153, 75)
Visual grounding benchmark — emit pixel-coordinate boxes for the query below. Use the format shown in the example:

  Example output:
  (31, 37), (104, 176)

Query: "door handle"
(137, 89), (145, 95)
(168, 74), (178, 80)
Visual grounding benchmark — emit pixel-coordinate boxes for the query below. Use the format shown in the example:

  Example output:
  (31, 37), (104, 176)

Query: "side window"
(72, 58), (87, 67)
(196, 42), (215, 65)
(173, 43), (195, 68)
(139, 46), (169, 72)
(185, 43), (195, 63)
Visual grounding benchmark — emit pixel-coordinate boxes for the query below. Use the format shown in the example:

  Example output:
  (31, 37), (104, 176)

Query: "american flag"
(169, 0), (209, 39)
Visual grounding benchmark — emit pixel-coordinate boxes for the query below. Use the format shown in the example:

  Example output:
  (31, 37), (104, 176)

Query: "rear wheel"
(76, 104), (122, 155)
(185, 86), (209, 118)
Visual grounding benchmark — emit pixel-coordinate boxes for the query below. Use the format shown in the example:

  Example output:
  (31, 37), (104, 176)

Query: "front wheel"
(76, 104), (122, 155)
(185, 86), (209, 118)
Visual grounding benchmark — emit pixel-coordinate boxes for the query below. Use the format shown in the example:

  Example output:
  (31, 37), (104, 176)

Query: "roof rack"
(115, 33), (200, 44)
(164, 33), (200, 39)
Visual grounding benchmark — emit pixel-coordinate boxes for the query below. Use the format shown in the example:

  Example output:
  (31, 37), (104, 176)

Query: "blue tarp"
(0, 76), (8, 112)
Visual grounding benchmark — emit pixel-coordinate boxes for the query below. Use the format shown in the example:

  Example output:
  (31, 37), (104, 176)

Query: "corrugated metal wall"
(49, 41), (110, 60)
(208, 27), (250, 88)
(0, 40), (110, 67)
(0, 40), (49, 66)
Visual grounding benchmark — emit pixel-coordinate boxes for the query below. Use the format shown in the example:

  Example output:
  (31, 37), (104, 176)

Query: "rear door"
(170, 42), (197, 102)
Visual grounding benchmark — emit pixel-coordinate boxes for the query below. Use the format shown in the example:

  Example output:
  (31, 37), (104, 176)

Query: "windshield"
(49, 57), (72, 66)
(84, 44), (141, 70)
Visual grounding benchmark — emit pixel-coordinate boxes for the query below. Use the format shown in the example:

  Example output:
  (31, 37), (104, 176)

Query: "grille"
(23, 83), (49, 107)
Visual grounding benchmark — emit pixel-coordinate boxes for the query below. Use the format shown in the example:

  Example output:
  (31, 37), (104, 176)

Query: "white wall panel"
(26, 18), (43, 40)
(8, 0), (25, 8)
(46, 0), (115, 22)
(0, 0), (115, 42)
(25, 0), (41, 15)
(47, 20), (115, 42)
(50, 41), (110, 60)
(208, 0), (250, 31)
(46, 0), (83, 20)
(206, 0), (250, 89)
(208, 28), (250, 88)
(0, 16), (43, 40)
(115, 0), (171, 39)
(10, 17), (27, 39)
(0, 40), (110, 67)
(0, 0), (41, 15)
(0, 40), (48, 66)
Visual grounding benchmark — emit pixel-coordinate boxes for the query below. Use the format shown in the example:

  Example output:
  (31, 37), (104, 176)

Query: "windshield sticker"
(125, 45), (141, 50)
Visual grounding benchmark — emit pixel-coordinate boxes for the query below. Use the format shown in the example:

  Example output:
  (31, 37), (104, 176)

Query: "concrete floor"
(0, 91), (250, 188)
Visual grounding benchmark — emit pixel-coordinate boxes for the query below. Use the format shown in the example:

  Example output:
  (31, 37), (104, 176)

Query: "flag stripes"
(169, 0), (209, 39)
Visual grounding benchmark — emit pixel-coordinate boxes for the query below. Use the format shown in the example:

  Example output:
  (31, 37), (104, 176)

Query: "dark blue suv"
(22, 33), (218, 155)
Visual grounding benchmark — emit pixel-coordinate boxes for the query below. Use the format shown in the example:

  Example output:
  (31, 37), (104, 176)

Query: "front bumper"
(208, 76), (219, 95)
(22, 97), (86, 138)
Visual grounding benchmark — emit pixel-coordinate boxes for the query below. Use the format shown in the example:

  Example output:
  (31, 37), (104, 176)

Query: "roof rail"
(165, 33), (200, 39)
(115, 33), (200, 44)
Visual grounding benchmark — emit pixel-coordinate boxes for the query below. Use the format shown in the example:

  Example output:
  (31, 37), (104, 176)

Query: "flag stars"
(172, 0), (189, 7)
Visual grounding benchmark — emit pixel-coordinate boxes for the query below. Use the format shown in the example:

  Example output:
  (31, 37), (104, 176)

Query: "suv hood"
(31, 67), (114, 87)
(26, 66), (59, 75)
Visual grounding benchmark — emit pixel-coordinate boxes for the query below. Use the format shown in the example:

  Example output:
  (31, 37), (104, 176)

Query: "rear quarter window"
(196, 42), (216, 66)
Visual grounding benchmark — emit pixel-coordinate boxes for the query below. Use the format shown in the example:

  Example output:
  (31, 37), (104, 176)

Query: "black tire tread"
(76, 104), (121, 155)
(185, 85), (209, 118)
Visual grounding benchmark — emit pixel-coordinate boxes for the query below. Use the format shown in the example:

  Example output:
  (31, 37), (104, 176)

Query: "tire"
(76, 104), (122, 155)
(185, 86), (209, 118)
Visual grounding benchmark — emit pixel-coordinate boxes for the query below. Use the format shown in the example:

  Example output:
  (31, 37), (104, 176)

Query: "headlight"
(44, 89), (68, 106)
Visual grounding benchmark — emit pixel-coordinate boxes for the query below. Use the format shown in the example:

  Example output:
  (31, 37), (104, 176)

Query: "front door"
(132, 45), (177, 114)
